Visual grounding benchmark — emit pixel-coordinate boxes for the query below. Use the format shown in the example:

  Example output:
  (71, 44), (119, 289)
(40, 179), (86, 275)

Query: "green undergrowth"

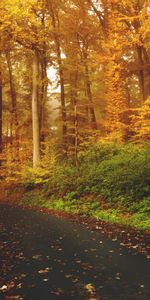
(20, 190), (150, 230)
(20, 141), (150, 230)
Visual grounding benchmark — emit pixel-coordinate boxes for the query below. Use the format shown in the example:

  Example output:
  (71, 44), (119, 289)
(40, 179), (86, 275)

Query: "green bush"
(39, 142), (150, 210)
(130, 197), (150, 214)
(65, 191), (78, 201)
(79, 142), (120, 164)
(44, 164), (78, 197)
(98, 145), (150, 204)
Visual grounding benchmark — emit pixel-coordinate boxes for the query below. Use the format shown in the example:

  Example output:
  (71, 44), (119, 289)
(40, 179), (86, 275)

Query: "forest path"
(0, 204), (150, 300)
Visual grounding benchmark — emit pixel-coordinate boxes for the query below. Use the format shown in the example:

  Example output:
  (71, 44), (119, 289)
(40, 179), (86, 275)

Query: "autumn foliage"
(0, 0), (149, 179)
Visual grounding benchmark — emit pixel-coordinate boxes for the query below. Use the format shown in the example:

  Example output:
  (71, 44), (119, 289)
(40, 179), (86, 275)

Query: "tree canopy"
(0, 0), (149, 178)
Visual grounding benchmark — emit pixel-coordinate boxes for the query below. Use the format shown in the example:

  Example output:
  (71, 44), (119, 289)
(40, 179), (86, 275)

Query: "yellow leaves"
(131, 96), (150, 141)
(32, 254), (42, 260)
(84, 283), (97, 298)
(51, 288), (64, 296)
(84, 283), (95, 292)
(0, 0), (51, 51)
(0, 285), (7, 291)
(22, 165), (50, 184)
(118, 14), (145, 22)
(38, 267), (51, 274)
(65, 274), (72, 278)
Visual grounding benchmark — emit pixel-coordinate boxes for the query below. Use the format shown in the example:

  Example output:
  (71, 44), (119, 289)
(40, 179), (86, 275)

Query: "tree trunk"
(32, 50), (40, 167)
(142, 47), (150, 98)
(55, 34), (67, 153)
(39, 54), (48, 135)
(137, 46), (145, 102)
(6, 52), (17, 111)
(87, 0), (107, 38)
(6, 52), (15, 144)
(70, 70), (78, 166)
(83, 49), (97, 130)
(74, 102), (78, 168)
(49, 6), (67, 155)
(39, 13), (48, 138)
(6, 52), (19, 156)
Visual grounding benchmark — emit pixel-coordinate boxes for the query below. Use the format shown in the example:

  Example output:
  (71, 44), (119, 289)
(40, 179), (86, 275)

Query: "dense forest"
(0, 0), (150, 229)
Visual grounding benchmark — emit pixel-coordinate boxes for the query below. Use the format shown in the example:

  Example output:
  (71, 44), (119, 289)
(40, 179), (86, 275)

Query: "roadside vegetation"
(18, 141), (150, 230)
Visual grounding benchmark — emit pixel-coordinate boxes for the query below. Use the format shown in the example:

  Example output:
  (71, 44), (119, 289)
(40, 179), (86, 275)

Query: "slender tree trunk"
(39, 13), (48, 137)
(49, 6), (67, 155)
(70, 70), (78, 166)
(55, 36), (67, 151)
(142, 47), (150, 98)
(87, 0), (107, 38)
(74, 102), (78, 168)
(6, 52), (19, 155)
(6, 52), (17, 110)
(32, 50), (40, 167)
(137, 46), (145, 102)
(83, 50), (97, 130)
(85, 65), (97, 130)
(59, 59), (67, 139)
(39, 54), (47, 135)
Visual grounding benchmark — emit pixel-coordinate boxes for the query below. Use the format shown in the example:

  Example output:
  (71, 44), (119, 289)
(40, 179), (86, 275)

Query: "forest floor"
(0, 204), (150, 300)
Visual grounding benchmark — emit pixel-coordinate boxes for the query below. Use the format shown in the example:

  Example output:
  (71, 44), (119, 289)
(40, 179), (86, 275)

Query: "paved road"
(0, 204), (150, 300)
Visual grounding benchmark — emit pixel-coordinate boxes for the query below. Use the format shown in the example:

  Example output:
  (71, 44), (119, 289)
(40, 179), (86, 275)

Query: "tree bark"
(49, 5), (67, 155)
(142, 47), (150, 98)
(86, 0), (108, 38)
(82, 49), (97, 130)
(137, 46), (145, 102)
(74, 102), (78, 168)
(55, 32), (67, 148)
(39, 53), (48, 135)
(6, 52), (17, 111)
(70, 70), (78, 166)
(32, 50), (40, 167)
(6, 52), (18, 140)
(39, 13), (48, 137)
(6, 52), (19, 158)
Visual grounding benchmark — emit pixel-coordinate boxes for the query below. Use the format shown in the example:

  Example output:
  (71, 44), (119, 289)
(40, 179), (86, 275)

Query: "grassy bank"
(20, 189), (150, 230)
(19, 142), (150, 230)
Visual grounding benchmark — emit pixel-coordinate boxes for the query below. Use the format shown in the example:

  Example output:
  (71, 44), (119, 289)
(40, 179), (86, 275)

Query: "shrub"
(24, 142), (150, 211)
(79, 142), (120, 164)
(98, 145), (150, 204)
(44, 164), (78, 197)
(130, 197), (150, 214)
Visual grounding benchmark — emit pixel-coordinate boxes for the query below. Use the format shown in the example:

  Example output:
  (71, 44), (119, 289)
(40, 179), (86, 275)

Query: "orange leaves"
(131, 96), (150, 141)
